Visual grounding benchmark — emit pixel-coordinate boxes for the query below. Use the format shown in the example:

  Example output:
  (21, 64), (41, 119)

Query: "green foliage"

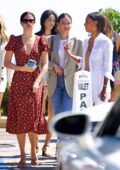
(99, 8), (120, 32)
(1, 87), (9, 116)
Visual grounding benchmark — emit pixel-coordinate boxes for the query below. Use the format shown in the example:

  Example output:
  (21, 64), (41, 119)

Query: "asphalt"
(0, 127), (58, 170)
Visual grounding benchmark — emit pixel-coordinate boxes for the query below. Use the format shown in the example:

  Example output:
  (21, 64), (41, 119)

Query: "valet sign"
(72, 70), (92, 112)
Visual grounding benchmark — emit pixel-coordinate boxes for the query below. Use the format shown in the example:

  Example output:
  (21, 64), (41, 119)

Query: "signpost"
(72, 70), (92, 112)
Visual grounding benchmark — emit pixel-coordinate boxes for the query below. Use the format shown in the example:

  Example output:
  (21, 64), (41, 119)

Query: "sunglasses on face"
(21, 19), (35, 23)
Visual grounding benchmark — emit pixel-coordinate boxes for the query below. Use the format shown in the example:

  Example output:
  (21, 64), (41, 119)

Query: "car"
(49, 97), (120, 170)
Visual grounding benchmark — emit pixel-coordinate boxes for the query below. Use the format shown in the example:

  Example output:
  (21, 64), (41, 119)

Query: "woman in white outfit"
(64, 12), (114, 105)
(0, 15), (14, 119)
(83, 12), (114, 105)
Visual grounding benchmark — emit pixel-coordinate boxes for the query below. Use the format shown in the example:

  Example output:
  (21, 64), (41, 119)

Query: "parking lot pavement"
(0, 128), (58, 170)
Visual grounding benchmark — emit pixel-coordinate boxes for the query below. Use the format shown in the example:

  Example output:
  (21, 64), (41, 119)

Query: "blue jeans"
(51, 75), (73, 115)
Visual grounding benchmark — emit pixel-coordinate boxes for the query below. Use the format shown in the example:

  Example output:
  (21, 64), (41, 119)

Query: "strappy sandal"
(42, 144), (51, 157)
(36, 146), (39, 153)
(18, 154), (26, 168)
(18, 161), (26, 168)
(31, 155), (39, 165)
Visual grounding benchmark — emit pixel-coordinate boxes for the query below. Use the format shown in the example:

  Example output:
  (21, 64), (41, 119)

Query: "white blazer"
(82, 33), (113, 104)
(0, 41), (15, 92)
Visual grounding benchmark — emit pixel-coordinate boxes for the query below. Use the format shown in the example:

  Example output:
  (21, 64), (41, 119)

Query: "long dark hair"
(58, 13), (72, 23)
(36, 9), (58, 36)
(20, 11), (35, 22)
(103, 15), (114, 39)
(87, 12), (105, 34)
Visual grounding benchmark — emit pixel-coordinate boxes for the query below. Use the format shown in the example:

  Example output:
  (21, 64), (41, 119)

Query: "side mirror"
(50, 112), (103, 170)
(49, 111), (89, 137)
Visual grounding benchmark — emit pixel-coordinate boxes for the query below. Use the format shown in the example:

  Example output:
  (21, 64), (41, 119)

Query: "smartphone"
(27, 59), (36, 67)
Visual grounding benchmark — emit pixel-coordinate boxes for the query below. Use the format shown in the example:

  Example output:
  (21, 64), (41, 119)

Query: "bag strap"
(49, 36), (54, 60)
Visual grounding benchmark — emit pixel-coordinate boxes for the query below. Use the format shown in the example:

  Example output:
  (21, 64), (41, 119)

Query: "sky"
(1, 0), (120, 39)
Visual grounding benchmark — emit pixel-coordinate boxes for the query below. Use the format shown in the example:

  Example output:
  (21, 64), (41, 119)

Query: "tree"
(99, 8), (120, 33)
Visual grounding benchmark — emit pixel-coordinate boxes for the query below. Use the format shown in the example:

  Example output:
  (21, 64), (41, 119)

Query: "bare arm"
(100, 76), (109, 101)
(33, 51), (48, 93)
(64, 43), (80, 63)
(53, 64), (64, 76)
(4, 50), (36, 72)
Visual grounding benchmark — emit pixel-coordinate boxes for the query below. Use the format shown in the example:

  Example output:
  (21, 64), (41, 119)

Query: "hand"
(33, 80), (39, 93)
(64, 42), (71, 51)
(64, 43), (72, 58)
(53, 64), (64, 76)
(22, 64), (37, 72)
(100, 87), (106, 101)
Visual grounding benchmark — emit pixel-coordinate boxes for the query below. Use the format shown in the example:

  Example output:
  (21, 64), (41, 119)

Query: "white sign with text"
(72, 70), (92, 112)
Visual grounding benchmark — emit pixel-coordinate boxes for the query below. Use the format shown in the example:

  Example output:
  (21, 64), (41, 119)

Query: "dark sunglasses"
(21, 19), (35, 23)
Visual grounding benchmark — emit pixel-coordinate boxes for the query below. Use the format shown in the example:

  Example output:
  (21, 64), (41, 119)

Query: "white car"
(50, 98), (120, 170)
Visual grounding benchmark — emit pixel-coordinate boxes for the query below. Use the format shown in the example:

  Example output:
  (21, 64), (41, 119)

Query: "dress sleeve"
(39, 35), (50, 52)
(5, 35), (16, 51)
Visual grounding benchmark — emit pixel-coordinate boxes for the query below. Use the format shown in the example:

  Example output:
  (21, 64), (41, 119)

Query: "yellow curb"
(0, 116), (7, 128)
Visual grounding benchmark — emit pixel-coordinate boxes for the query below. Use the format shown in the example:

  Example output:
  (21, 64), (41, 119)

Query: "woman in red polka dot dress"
(4, 11), (49, 167)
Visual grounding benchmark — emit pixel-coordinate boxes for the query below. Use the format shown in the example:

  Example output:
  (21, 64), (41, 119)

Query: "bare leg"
(35, 135), (39, 153)
(42, 97), (53, 157)
(0, 92), (4, 120)
(17, 133), (26, 167)
(36, 85), (47, 153)
(45, 97), (53, 145)
(28, 132), (38, 165)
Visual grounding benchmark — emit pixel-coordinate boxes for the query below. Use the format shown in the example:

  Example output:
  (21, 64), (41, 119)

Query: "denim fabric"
(51, 75), (73, 115)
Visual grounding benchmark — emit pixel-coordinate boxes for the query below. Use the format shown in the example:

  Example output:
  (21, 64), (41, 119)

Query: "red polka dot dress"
(5, 35), (49, 134)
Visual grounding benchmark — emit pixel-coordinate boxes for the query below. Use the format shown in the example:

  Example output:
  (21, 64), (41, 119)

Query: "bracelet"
(33, 81), (39, 88)
(35, 80), (40, 83)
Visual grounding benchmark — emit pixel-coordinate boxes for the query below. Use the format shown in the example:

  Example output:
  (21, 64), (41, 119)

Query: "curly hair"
(0, 15), (9, 42)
